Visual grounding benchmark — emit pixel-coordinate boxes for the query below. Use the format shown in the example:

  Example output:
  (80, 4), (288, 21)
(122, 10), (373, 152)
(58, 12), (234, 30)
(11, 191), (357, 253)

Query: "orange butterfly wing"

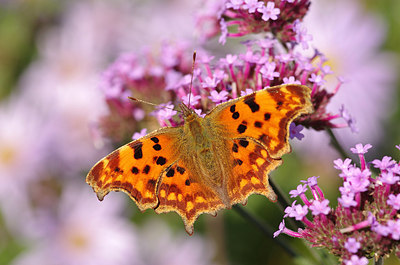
(86, 127), (182, 211)
(208, 84), (313, 158)
(86, 127), (226, 235)
(155, 160), (226, 235)
(87, 84), (312, 234)
(207, 84), (313, 203)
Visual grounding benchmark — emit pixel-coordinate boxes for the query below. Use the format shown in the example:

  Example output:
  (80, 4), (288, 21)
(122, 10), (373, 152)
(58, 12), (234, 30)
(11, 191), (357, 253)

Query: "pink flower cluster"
(98, 36), (351, 141)
(197, 0), (310, 44)
(274, 144), (400, 264)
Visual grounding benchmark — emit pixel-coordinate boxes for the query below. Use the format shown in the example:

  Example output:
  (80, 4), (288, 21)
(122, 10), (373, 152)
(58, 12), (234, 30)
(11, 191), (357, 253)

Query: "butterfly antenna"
(128, 97), (182, 113)
(188, 50), (196, 108)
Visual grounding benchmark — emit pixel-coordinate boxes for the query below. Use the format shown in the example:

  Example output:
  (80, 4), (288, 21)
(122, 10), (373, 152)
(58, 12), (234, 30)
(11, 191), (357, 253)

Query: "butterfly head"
(180, 103), (199, 122)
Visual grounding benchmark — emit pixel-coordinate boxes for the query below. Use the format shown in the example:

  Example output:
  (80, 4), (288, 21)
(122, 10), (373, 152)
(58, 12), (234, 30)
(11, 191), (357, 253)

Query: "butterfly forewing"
(86, 127), (182, 211)
(207, 84), (313, 158)
(87, 84), (313, 234)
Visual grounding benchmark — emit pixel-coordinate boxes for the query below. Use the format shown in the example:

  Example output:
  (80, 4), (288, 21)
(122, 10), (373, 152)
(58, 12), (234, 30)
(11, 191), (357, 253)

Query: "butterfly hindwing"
(228, 138), (281, 204)
(86, 127), (182, 211)
(207, 84), (313, 158)
(155, 160), (225, 235)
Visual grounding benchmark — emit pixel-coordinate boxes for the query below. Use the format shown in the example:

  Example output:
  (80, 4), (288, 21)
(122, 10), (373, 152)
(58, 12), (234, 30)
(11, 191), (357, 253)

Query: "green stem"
(269, 178), (304, 230)
(326, 128), (349, 159)
(374, 257), (384, 265)
(232, 205), (298, 258)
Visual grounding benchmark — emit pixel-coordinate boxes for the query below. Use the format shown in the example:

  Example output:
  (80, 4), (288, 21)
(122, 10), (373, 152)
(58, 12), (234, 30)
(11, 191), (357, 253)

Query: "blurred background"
(0, 0), (399, 264)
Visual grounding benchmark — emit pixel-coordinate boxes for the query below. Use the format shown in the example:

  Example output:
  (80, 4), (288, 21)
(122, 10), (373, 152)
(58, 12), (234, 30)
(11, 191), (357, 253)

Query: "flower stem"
(374, 257), (384, 265)
(232, 205), (298, 258)
(269, 178), (303, 230)
(326, 127), (349, 159)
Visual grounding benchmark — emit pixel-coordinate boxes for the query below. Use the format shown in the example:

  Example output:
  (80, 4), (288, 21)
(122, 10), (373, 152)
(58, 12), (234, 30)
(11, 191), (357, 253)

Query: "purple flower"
(225, 0), (243, 10)
(208, 90), (229, 103)
(338, 194), (357, 208)
(181, 94), (202, 106)
(344, 238), (360, 254)
(372, 223), (390, 237)
(202, 76), (221, 88)
(257, 2), (280, 21)
(387, 194), (400, 210)
(219, 18), (228, 45)
(339, 181), (353, 196)
(372, 156), (396, 170)
(242, 0), (263, 13)
(333, 158), (352, 171)
(308, 73), (326, 86)
(289, 204), (309, 221)
(350, 143), (372, 155)
(396, 145), (400, 151)
(289, 184), (308, 198)
(301, 176), (319, 187)
(152, 103), (178, 124)
(194, 109), (206, 118)
(386, 219), (400, 240)
(309, 199), (331, 216)
(344, 255), (368, 265)
(273, 220), (286, 238)
(284, 201), (298, 218)
(348, 169), (371, 193)
(289, 123), (305, 140)
(283, 76), (301, 85)
(294, 20), (313, 49)
(240, 88), (254, 96)
(260, 62), (280, 80)
(221, 54), (238, 65)
(339, 105), (359, 134)
(379, 172), (399, 185)
(132, 128), (148, 140)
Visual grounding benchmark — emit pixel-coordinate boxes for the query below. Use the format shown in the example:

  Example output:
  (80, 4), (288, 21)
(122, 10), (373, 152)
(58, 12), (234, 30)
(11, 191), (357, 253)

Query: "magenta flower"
(309, 199), (331, 216)
(132, 128), (148, 140)
(344, 255), (368, 265)
(344, 238), (360, 254)
(258, 2), (280, 21)
(208, 90), (229, 103)
(275, 144), (400, 262)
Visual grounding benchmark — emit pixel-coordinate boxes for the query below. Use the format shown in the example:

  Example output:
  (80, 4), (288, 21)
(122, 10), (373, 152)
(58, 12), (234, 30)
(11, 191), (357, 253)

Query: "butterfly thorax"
(179, 103), (231, 205)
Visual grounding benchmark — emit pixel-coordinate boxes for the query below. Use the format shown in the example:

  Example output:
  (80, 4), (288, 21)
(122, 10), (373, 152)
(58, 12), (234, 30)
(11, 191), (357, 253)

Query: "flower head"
(275, 144), (400, 262)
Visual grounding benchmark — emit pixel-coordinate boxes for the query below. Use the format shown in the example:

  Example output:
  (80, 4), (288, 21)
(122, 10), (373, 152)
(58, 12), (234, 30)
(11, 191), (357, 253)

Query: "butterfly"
(86, 84), (313, 235)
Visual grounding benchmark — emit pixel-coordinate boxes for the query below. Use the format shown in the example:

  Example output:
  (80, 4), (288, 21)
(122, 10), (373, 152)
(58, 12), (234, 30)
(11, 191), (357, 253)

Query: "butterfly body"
(87, 84), (313, 234)
(178, 104), (232, 205)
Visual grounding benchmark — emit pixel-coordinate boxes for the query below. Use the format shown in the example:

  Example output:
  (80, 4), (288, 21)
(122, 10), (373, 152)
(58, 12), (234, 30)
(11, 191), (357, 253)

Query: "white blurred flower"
(301, 0), (396, 152)
(12, 184), (142, 265)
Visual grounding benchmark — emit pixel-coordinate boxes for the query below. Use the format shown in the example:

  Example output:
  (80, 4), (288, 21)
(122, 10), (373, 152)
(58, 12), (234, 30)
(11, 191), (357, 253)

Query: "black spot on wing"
(131, 167), (139, 174)
(150, 137), (159, 143)
(166, 168), (175, 177)
(232, 143), (239, 153)
(264, 113), (271, 121)
(131, 142), (143, 159)
(254, 121), (263, 128)
(153, 144), (162, 151)
(155, 156), (167, 166)
(237, 124), (247, 134)
(143, 165), (150, 174)
(239, 139), (249, 148)
(177, 166), (185, 174)
(243, 94), (260, 113)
